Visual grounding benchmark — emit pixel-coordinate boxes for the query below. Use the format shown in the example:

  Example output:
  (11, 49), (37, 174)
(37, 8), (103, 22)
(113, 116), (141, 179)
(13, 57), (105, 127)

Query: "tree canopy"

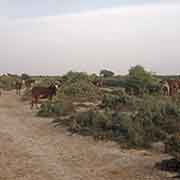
(128, 65), (155, 85)
(100, 69), (114, 78)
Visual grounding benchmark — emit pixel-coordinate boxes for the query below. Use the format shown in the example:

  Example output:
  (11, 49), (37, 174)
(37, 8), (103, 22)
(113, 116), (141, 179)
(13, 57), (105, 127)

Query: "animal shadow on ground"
(155, 158), (180, 179)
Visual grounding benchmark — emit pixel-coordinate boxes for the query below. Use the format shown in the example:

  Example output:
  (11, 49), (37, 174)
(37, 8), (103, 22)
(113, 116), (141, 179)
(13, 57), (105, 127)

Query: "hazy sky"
(1, 1), (180, 75)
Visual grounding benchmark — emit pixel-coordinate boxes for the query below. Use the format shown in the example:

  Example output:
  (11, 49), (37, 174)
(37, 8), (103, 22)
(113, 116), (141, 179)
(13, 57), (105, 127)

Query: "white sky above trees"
(1, 2), (180, 75)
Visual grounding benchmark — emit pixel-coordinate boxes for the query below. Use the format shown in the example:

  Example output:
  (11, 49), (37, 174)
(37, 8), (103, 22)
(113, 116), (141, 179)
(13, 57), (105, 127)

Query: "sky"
(1, 1), (180, 75)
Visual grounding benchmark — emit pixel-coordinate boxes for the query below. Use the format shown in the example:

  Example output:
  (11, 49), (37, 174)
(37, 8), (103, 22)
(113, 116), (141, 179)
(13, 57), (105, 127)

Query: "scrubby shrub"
(126, 65), (159, 95)
(126, 97), (180, 147)
(100, 92), (140, 111)
(128, 65), (155, 85)
(62, 71), (90, 84)
(53, 95), (180, 148)
(0, 75), (18, 90)
(57, 80), (101, 101)
(102, 77), (126, 87)
(165, 133), (180, 161)
(38, 100), (74, 117)
(64, 110), (123, 139)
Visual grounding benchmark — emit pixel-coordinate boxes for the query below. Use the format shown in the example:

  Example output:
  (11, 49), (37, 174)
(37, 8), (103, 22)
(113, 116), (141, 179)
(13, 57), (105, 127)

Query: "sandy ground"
(0, 90), (178, 180)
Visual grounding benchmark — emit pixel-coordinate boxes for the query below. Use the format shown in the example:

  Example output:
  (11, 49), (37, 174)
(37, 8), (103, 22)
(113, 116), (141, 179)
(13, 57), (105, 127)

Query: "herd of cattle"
(0, 78), (180, 109)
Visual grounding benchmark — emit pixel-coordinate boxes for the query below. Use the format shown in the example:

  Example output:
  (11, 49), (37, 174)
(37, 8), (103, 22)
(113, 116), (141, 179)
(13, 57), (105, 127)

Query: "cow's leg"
(31, 96), (36, 109)
(35, 97), (39, 109)
(49, 95), (53, 101)
(31, 98), (34, 109)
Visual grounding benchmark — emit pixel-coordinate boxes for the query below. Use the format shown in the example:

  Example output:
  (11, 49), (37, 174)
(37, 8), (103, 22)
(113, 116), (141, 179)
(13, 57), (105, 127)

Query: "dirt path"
(0, 90), (177, 180)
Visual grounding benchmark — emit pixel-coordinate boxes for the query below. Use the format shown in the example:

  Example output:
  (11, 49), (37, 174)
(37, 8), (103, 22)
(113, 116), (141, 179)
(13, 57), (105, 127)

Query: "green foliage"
(126, 65), (158, 95)
(102, 77), (126, 87)
(128, 65), (154, 83)
(57, 80), (101, 101)
(53, 95), (180, 148)
(126, 97), (180, 147)
(166, 133), (180, 161)
(100, 69), (114, 78)
(38, 100), (74, 117)
(88, 73), (99, 82)
(62, 71), (90, 84)
(0, 75), (18, 90)
(125, 78), (144, 95)
(101, 92), (139, 110)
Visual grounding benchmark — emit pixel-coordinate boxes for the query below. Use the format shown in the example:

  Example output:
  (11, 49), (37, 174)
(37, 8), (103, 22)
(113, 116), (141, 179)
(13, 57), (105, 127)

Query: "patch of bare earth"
(0, 90), (177, 180)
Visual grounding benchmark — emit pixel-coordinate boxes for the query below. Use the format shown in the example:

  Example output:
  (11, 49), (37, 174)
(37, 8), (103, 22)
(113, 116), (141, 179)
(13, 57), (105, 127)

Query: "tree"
(21, 73), (30, 80)
(100, 69), (114, 78)
(128, 65), (155, 84)
(62, 71), (90, 84)
(127, 65), (157, 95)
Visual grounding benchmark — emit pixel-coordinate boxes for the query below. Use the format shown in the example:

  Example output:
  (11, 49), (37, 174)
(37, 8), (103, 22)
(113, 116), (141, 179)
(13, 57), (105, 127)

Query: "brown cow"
(167, 80), (180, 96)
(15, 80), (23, 96)
(174, 80), (180, 93)
(161, 79), (180, 96)
(31, 84), (57, 109)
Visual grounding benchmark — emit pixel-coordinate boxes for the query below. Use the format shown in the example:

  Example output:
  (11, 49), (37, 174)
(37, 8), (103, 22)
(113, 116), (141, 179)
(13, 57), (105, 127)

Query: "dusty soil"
(0, 90), (178, 180)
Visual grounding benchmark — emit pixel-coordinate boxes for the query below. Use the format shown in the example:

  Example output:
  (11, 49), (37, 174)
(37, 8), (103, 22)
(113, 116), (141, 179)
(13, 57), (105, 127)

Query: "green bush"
(57, 80), (101, 101)
(65, 110), (117, 138)
(0, 75), (18, 90)
(126, 97), (180, 147)
(100, 92), (140, 111)
(102, 77), (126, 87)
(37, 100), (74, 117)
(53, 95), (180, 148)
(62, 71), (90, 84)
(165, 133), (180, 161)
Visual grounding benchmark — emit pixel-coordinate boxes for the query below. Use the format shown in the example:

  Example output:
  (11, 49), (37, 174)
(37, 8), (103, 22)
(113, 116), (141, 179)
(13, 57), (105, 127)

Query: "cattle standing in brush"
(15, 80), (23, 96)
(31, 84), (57, 109)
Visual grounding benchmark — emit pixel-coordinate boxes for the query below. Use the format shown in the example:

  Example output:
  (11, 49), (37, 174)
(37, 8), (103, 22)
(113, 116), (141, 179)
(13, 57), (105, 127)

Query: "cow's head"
(160, 80), (170, 96)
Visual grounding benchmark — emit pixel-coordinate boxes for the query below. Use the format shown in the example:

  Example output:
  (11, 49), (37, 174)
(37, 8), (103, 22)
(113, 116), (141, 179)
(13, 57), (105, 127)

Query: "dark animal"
(147, 85), (161, 95)
(92, 79), (103, 88)
(15, 80), (23, 96)
(31, 84), (57, 109)
(95, 79), (103, 88)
